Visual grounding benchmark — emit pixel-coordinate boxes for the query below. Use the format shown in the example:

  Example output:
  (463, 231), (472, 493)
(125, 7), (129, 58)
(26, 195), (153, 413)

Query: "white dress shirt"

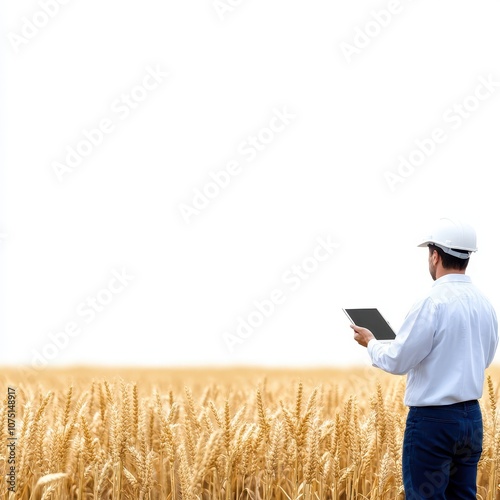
(367, 274), (499, 406)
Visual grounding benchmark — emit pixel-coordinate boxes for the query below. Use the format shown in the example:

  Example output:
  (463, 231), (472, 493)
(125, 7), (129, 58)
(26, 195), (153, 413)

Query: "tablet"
(343, 308), (396, 342)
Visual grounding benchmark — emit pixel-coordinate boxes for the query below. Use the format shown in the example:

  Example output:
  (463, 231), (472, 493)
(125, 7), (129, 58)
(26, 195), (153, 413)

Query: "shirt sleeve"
(485, 306), (499, 368)
(367, 297), (437, 375)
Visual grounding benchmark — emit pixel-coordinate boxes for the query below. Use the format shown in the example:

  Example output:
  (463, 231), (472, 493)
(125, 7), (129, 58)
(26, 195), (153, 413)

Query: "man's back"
(405, 274), (498, 406)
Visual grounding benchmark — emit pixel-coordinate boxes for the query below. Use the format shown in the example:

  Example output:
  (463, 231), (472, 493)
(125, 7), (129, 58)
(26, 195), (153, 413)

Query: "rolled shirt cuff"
(367, 338), (380, 363)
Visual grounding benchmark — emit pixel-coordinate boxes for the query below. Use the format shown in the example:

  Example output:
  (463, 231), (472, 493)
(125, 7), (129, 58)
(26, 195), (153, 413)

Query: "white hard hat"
(418, 218), (477, 259)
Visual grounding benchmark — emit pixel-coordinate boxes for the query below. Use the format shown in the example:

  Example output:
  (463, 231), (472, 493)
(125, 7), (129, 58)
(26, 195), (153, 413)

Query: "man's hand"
(350, 324), (375, 348)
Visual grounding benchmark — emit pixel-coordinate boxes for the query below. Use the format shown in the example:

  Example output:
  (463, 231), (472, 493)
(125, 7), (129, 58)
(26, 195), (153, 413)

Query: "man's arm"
(352, 297), (437, 375)
(486, 306), (499, 368)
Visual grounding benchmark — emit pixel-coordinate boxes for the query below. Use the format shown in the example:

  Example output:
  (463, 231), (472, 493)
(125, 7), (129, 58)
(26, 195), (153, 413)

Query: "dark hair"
(428, 244), (469, 270)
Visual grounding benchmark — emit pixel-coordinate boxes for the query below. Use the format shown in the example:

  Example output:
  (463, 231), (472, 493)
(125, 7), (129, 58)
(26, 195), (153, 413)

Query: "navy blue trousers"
(402, 400), (483, 499)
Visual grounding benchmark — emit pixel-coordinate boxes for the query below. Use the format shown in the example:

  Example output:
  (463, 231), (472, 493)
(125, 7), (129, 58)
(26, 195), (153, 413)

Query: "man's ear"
(430, 249), (439, 265)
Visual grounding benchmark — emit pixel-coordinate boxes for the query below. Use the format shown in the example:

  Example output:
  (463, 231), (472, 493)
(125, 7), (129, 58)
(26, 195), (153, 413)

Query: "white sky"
(1, 0), (500, 368)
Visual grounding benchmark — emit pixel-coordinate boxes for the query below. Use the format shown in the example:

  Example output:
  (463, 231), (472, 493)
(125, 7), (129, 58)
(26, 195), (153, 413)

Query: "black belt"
(411, 399), (478, 409)
(443, 399), (478, 408)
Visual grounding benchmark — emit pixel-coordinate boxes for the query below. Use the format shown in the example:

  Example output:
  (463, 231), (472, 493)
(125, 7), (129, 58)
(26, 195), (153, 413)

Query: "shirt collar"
(432, 274), (471, 287)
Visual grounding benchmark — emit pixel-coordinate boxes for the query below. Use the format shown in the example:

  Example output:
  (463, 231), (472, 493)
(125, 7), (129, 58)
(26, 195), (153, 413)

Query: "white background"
(1, 0), (500, 368)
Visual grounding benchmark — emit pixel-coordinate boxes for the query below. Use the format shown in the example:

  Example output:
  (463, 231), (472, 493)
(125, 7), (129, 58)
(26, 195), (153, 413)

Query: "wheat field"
(1, 366), (499, 499)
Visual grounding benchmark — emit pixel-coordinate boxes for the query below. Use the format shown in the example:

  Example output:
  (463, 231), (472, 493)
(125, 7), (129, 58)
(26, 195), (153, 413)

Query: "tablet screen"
(343, 308), (396, 340)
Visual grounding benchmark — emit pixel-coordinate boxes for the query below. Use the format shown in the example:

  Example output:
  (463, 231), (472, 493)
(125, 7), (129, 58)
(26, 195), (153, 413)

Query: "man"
(351, 218), (498, 499)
